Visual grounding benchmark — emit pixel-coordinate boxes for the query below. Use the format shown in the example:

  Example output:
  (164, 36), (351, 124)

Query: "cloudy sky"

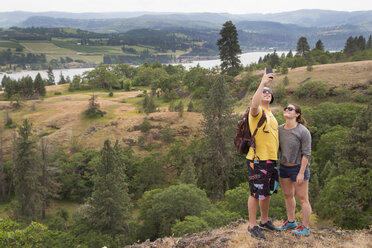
(3, 0), (372, 14)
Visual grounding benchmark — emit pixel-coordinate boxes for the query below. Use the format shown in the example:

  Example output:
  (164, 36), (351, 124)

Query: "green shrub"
(171, 216), (209, 237)
(137, 184), (212, 239)
(54, 91), (62, 95)
(137, 135), (146, 148)
(283, 76), (290, 86)
(187, 101), (194, 112)
(294, 80), (327, 99)
(160, 125), (174, 143)
(84, 95), (106, 118)
(353, 93), (369, 103)
(139, 119), (152, 133)
(273, 83), (287, 104)
(332, 87), (351, 101)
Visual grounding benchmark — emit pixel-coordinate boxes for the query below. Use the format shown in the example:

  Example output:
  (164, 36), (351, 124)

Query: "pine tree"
(34, 73), (46, 97)
(217, 21), (242, 76)
(168, 101), (175, 112)
(46, 67), (55, 85)
(366, 35), (372, 50)
(187, 101), (194, 112)
(40, 138), (60, 219)
(315, 40), (325, 51)
(201, 76), (237, 200)
(344, 36), (359, 57)
(296, 37), (310, 56)
(13, 119), (42, 221)
(286, 50), (293, 58)
(88, 140), (131, 234)
(176, 101), (184, 117)
(180, 156), (197, 185)
(58, 73), (67, 85)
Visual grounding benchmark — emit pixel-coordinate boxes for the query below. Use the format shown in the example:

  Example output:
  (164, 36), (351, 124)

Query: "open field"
(52, 38), (123, 53)
(20, 41), (74, 54)
(273, 60), (372, 90)
(0, 40), (24, 50)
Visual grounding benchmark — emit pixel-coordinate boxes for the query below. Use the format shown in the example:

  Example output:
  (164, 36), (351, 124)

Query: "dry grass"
(127, 220), (372, 248)
(0, 87), (204, 158)
(234, 60), (372, 114)
(271, 60), (372, 91)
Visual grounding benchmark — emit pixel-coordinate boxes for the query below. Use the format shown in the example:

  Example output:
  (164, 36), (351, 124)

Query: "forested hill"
(16, 16), (372, 50)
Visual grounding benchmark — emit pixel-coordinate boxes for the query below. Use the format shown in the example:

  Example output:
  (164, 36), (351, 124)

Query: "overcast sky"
(3, 0), (372, 14)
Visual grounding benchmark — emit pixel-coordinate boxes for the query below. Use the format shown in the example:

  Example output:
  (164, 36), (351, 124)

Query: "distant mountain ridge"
(1, 9), (372, 29)
(1, 10), (372, 50)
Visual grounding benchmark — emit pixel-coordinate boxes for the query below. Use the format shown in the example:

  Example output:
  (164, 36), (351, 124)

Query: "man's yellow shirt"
(246, 106), (279, 161)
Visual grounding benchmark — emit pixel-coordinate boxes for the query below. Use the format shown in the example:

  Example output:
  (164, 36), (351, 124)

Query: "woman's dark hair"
(292, 103), (307, 126)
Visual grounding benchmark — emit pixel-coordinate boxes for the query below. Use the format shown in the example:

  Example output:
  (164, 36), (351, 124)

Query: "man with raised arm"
(246, 69), (279, 240)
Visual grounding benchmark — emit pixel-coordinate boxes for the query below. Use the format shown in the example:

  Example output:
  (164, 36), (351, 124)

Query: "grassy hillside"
(1, 60), (371, 158)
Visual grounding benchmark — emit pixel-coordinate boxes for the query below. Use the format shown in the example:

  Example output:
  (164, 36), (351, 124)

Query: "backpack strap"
(251, 109), (267, 160)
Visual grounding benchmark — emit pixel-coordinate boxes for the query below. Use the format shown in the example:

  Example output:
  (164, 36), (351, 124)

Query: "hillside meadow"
(1, 60), (371, 157)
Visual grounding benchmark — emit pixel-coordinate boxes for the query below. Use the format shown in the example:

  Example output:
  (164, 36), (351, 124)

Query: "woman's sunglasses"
(284, 106), (295, 111)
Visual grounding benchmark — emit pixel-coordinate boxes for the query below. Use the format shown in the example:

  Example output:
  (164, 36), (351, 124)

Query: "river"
(0, 51), (289, 83)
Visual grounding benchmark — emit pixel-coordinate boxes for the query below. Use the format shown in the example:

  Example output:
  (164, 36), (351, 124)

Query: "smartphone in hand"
(266, 68), (273, 79)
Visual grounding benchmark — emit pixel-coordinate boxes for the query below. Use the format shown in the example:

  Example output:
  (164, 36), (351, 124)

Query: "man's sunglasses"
(284, 106), (295, 111)
(263, 89), (272, 94)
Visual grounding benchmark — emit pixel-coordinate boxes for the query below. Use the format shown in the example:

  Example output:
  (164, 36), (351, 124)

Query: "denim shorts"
(279, 164), (310, 182)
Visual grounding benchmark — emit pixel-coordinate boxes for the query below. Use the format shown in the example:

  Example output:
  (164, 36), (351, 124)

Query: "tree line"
(254, 34), (372, 72)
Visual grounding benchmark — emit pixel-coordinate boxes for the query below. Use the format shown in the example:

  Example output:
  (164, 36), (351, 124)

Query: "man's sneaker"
(291, 225), (310, 236)
(259, 220), (278, 232)
(248, 226), (267, 240)
(278, 220), (298, 231)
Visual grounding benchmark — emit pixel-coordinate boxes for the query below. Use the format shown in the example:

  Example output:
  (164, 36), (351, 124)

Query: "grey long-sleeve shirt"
(278, 123), (312, 165)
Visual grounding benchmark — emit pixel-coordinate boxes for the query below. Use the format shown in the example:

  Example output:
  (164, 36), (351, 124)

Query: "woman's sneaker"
(248, 226), (267, 240)
(291, 225), (310, 236)
(278, 220), (297, 231)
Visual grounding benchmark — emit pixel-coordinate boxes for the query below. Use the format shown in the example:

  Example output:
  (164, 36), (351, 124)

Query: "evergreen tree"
(20, 76), (34, 99)
(88, 140), (131, 234)
(296, 36), (310, 56)
(84, 94), (106, 118)
(179, 156), (197, 185)
(344, 36), (359, 57)
(315, 40), (325, 51)
(366, 35), (372, 49)
(216, 21), (242, 76)
(187, 101), (194, 112)
(168, 101), (175, 112)
(13, 119), (42, 221)
(201, 76), (237, 200)
(176, 101), (184, 117)
(286, 50), (293, 58)
(58, 73), (67, 85)
(334, 105), (372, 169)
(34, 73), (45, 97)
(357, 35), (366, 50)
(46, 67), (55, 86)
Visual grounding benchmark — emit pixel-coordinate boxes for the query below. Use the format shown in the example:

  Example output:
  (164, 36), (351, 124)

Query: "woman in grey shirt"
(277, 104), (312, 236)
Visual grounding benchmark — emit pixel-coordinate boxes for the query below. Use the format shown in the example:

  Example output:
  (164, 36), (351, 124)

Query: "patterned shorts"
(247, 159), (279, 200)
